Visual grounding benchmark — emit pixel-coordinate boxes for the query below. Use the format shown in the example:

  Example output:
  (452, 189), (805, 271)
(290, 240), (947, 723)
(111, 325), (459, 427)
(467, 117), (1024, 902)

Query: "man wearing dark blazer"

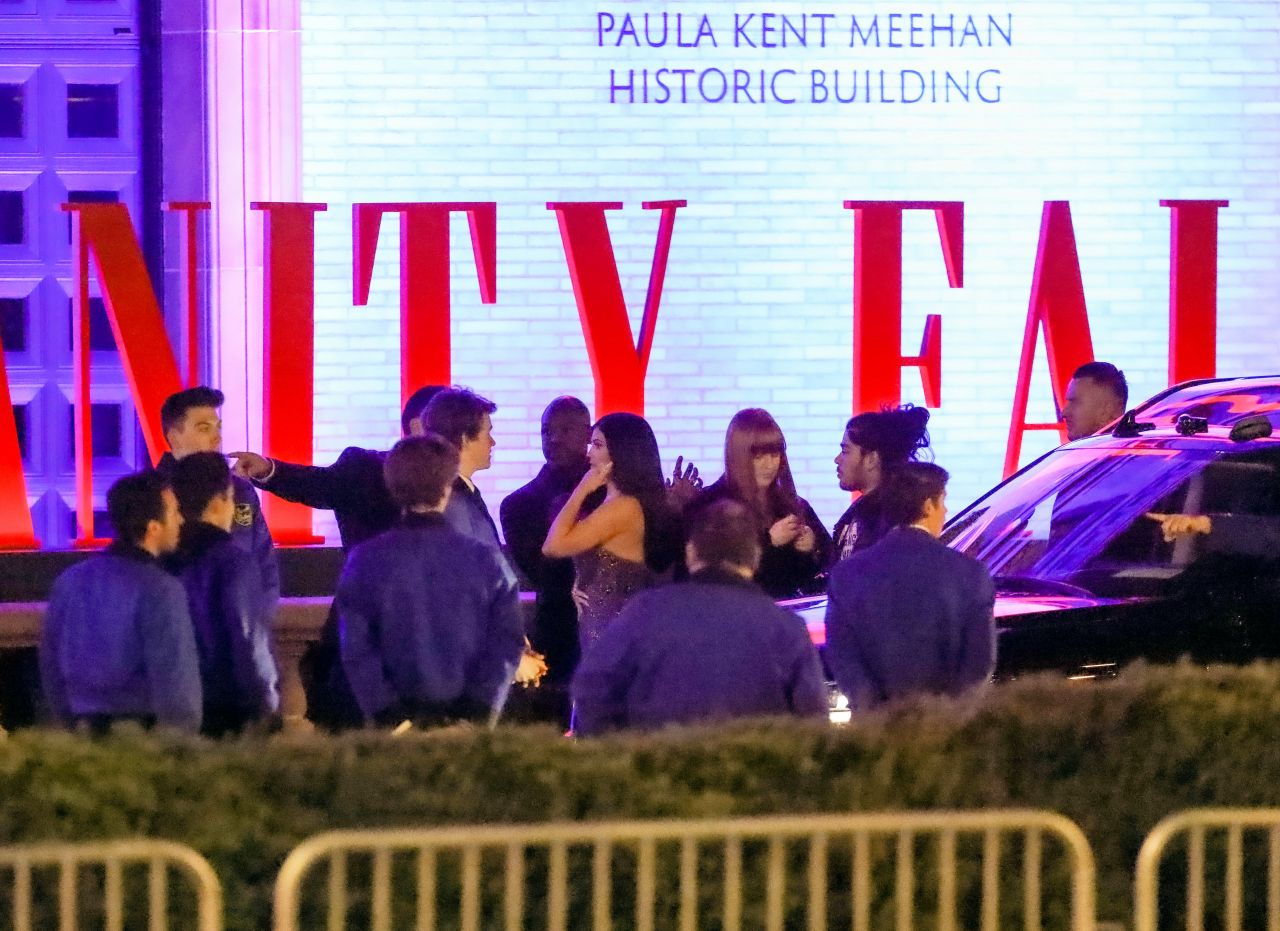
(229, 385), (444, 551)
(227, 384), (444, 728)
(500, 396), (592, 719)
(824, 462), (995, 712)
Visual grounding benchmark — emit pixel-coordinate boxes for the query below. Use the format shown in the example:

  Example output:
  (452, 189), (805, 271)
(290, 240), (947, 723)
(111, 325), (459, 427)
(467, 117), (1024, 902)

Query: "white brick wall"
(299, 0), (1280, 542)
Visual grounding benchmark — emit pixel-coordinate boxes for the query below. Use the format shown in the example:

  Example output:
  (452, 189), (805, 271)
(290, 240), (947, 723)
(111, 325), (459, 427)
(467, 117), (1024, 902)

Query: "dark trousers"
(300, 608), (364, 732)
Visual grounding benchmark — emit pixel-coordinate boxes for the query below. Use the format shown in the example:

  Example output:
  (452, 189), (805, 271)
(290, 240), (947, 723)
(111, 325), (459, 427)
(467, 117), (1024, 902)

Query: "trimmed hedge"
(2, 663), (1280, 929)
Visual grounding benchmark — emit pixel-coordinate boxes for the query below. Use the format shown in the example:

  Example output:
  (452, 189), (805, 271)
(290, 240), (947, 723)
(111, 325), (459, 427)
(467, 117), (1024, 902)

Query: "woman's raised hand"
(578, 460), (613, 495)
(768, 514), (801, 547)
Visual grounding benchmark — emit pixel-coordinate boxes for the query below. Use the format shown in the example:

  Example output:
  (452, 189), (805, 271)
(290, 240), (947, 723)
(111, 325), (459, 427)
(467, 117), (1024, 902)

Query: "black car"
(792, 375), (1280, 684)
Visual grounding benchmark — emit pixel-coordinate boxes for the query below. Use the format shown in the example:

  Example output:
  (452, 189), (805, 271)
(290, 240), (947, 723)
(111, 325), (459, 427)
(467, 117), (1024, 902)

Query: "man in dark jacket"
(169, 453), (279, 736)
(227, 384), (444, 728)
(422, 387), (506, 560)
(228, 384), (444, 550)
(499, 396), (591, 718)
(572, 499), (829, 735)
(157, 386), (279, 611)
(335, 434), (524, 727)
(824, 462), (996, 712)
(40, 472), (201, 734)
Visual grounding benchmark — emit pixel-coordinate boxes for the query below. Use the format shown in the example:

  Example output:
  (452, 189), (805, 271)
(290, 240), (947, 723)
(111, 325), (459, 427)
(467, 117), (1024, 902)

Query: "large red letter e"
(843, 201), (964, 412)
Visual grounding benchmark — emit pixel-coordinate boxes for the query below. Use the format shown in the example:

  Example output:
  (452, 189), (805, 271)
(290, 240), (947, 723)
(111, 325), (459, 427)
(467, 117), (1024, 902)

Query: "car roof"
(1128, 375), (1280, 429)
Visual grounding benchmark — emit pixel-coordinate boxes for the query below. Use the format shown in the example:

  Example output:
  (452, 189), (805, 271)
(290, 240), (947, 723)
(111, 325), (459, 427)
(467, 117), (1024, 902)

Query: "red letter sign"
(547, 200), (685, 416)
(843, 201), (964, 412)
(1163, 199), (1228, 385)
(0, 334), (35, 549)
(1004, 201), (1096, 477)
(164, 201), (211, 386)
(66, 202), (185, 545)
(353, 202), (497, 405)
(251, 202), (327, 544)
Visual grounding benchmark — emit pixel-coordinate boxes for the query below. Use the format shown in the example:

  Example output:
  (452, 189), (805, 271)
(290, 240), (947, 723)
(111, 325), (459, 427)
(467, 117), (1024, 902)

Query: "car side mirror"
(1112, 410), (1156, 438)
(1229, 415), (1273, 443)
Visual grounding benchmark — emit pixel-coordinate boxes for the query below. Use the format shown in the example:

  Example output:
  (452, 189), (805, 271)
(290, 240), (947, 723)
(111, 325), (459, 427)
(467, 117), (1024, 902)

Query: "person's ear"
(407, 416), (425, 437)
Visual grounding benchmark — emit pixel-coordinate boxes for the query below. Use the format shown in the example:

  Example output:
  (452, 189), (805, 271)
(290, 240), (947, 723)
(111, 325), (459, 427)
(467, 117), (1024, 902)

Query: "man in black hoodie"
(170, 453), (279, 736)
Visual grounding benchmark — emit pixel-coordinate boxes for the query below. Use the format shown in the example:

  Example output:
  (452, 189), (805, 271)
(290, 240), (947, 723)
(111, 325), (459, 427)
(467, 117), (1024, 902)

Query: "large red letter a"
(1004, 202), (1096, 477)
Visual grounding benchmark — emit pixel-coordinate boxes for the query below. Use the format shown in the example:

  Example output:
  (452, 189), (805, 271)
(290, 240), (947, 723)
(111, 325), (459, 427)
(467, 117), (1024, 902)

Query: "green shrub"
(2, 662), (1279, 930)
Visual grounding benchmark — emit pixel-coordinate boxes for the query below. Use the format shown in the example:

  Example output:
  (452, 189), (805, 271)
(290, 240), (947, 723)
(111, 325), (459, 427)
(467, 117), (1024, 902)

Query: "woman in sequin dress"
(542, 412), (678, 652)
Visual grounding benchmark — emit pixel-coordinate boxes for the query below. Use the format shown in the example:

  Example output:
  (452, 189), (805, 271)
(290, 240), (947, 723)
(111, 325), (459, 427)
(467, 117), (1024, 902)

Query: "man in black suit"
(824, 462), (995, 712)
(499, 396), (591, 719)
(227, 384), (444, 728)
(229, 384), (444, 550)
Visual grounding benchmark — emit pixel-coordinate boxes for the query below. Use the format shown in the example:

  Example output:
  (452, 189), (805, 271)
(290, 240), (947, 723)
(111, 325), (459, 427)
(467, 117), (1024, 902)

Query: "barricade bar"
(1136, 808), (1280, 931)
(275, 809), (1096, 931)
(0, 839), (222, 931)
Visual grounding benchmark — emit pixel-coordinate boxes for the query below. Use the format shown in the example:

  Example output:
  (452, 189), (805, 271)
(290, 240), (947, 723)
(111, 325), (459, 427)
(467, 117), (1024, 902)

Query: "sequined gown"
(573, 548), (654, 651)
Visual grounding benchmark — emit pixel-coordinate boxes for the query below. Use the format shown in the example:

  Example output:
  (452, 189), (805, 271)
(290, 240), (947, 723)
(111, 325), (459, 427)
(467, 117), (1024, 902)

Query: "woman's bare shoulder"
(596, 494), (644, 519)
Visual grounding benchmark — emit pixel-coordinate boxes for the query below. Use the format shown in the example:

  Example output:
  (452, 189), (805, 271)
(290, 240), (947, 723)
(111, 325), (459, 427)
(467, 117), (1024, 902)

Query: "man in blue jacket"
(336, 434), (525, 727)
(157, 386), (279, 611)
(572, 499), (829, 735)
(169, 452), (280, 736)
(40, 472), (202, 734)
(824, 462), (996, 712)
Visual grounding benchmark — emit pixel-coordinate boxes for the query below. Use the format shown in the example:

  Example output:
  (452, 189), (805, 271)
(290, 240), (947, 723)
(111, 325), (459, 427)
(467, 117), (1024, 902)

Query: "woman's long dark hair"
(594, 412), (679, 572)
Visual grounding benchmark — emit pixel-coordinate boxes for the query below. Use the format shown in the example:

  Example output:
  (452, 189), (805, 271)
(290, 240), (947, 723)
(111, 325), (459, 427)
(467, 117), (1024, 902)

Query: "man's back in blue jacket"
(172, 522), (280, 734)
(572, 569), (829, 735)
(335, 512), (525, 725)
(40, 544), (202, 732)
(824, 527), (996, 712)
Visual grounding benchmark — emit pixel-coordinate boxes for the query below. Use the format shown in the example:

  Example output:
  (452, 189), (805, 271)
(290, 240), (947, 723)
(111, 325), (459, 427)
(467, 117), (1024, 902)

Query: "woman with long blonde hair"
(687, 408), (831, 597)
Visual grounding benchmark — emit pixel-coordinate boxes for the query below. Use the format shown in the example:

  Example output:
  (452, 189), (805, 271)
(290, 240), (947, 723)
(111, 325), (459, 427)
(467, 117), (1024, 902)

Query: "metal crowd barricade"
(275, 809), (1096, 931)
(0, 839), (222, 931)
(1135, 808), (1280, 931)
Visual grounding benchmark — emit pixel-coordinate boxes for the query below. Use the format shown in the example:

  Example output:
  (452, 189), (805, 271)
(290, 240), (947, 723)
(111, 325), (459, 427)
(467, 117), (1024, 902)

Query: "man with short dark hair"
(500, 397), (591, 718)
(572, 499), (828, 735)
(170, 453), (280, 736)
(1063, 361), (1128, 441)
(423, 386), (503, 553)
(336, 434), (524, 728)
(157, 386), (279, 610)
(40, 472), (201, 734)
(229, 384), (445, 728)
(825, 462), (995, 712)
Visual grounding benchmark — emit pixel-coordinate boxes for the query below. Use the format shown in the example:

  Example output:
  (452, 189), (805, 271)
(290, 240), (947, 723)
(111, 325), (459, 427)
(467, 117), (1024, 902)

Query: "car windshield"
(942, 445), (1280, 597)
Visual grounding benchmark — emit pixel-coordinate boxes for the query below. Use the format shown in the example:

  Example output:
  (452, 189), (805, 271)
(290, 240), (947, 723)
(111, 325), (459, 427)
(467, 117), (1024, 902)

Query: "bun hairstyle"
(843, 404), (931, 465)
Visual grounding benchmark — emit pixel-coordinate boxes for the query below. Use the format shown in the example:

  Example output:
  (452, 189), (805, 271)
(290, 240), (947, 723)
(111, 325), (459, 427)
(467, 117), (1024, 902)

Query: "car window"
(1074, 451), (1280, 595)
(946, 447), (1215, 585)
